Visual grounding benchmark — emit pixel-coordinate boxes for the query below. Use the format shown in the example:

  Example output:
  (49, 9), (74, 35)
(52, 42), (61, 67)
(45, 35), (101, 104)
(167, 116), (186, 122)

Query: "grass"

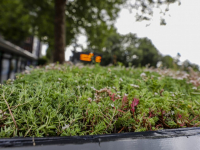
(0, 64), (200, 138)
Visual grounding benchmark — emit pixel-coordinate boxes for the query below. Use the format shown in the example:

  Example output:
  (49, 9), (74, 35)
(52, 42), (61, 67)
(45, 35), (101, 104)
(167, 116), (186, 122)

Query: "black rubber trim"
(1, 127), (200, 147)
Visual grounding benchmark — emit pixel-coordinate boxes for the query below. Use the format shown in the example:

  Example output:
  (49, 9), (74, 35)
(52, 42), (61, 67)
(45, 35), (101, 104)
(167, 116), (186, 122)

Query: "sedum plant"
(0, 64), (200, 138)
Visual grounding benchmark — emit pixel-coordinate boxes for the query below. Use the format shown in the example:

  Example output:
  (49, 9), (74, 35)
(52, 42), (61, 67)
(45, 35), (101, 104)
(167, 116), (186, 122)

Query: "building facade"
(0, 37), (38, 83)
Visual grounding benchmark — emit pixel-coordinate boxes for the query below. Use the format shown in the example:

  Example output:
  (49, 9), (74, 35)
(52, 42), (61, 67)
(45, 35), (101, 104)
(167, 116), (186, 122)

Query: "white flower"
(77, 85), (80, 89)
(25, 66), (32, 71)
(125, 93), (128, 96)
(182, 74), (189, 79)
(177, 77), (183, 80)
(132, 55), (138, 59)
(119, 78), (123, 82)
(62, 124), (70, 130)
(156, 61), (163, 68)
(45, 65), (50, 69)
(171, 93), (175, 97)
(192, 87), (197, 90)
(140, 73), (146, 77)
(50, 63), (55, 67)
(130, 84), (140, 88)
(91, 87), (96, 90)
(112, 86), (116, 89)
(24, 70), (30, 74)
(58, 78), (62, 81)
(88, 98), (92, 102)
(154, 92), (158, 96)
(171, 111), (174, 115)
(110, 103), (114, 107)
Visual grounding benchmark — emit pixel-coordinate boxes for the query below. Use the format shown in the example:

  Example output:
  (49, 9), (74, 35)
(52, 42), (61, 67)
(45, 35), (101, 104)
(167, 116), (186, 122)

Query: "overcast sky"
(115, 0), (200, 65)
(42, 0), (200, 65)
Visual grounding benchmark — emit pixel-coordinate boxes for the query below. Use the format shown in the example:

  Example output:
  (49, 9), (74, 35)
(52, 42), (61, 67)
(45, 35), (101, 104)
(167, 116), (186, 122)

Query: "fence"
(0, 38), (37, 83)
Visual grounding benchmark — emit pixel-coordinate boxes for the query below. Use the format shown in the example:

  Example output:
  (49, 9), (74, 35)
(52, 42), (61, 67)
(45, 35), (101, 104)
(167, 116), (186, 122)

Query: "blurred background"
(0, 0), (199, 83)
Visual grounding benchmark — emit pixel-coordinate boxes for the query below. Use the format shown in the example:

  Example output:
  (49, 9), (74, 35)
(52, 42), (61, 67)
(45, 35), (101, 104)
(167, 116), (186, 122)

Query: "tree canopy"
(0, 0), (181, 63)
(0, 0), (124, 49)
(91, 32), (199, 72)
(89, 33), (163, 67)
(0, 0), (32, 44)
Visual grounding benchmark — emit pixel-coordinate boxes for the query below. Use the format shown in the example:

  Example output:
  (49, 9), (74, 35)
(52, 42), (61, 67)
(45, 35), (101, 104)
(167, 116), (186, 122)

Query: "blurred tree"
(0, 0), (32, 45)
(161, 55), (174, 68)
(0, 0), (180, 63)
(100, 31), (123, 65)
(0, 0), (125, 63)
(99, 33), (162, 67)
(182, 60), (199, 72)
(136, 37), (162, 67)
(128, 0), (181, 25)
(54, 0), (66, 63)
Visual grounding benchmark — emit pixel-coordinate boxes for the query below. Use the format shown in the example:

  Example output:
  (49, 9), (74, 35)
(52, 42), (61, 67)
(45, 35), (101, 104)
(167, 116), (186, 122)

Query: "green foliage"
(37, 56), (49, 66)
(162, 55), (175, 68)
(181, 60), (200, 72)
(136, 37), (162, 67)
(0, 0), (180, 59)
(97, 33), (162, 67)
(96, 33), (199, 70)
(130, 0), (181, 24)
(0, 0), (126, 51)
(1, 64), (200, 138)
(0, 0), (32, 44)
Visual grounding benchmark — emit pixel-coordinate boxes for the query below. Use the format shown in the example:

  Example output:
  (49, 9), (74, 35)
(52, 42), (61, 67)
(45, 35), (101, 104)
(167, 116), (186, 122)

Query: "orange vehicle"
(70, 52), (102, 64)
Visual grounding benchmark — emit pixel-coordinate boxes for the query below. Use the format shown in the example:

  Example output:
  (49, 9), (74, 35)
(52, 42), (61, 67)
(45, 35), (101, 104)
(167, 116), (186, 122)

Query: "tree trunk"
(54, 0), (66, 64)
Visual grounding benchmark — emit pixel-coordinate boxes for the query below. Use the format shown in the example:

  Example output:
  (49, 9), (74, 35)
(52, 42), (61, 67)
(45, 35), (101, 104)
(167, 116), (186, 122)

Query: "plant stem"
(118, 126), (124, 133)
(3, 91), (18, 129)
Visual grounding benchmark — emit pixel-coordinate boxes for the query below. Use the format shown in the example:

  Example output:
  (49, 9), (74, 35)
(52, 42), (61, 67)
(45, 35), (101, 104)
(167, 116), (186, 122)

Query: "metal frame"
(0, 38), (37, 83)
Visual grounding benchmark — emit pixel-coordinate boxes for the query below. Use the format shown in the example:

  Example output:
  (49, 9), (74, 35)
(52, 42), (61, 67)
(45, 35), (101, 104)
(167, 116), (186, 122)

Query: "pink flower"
(178, 114), (182, 119)
(122, 95), (128, 105)
(110, 93), (116, 102)
(149, 108), (153, 118)
(117, 109), (125, 113)
(131, 98), (139, 113)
